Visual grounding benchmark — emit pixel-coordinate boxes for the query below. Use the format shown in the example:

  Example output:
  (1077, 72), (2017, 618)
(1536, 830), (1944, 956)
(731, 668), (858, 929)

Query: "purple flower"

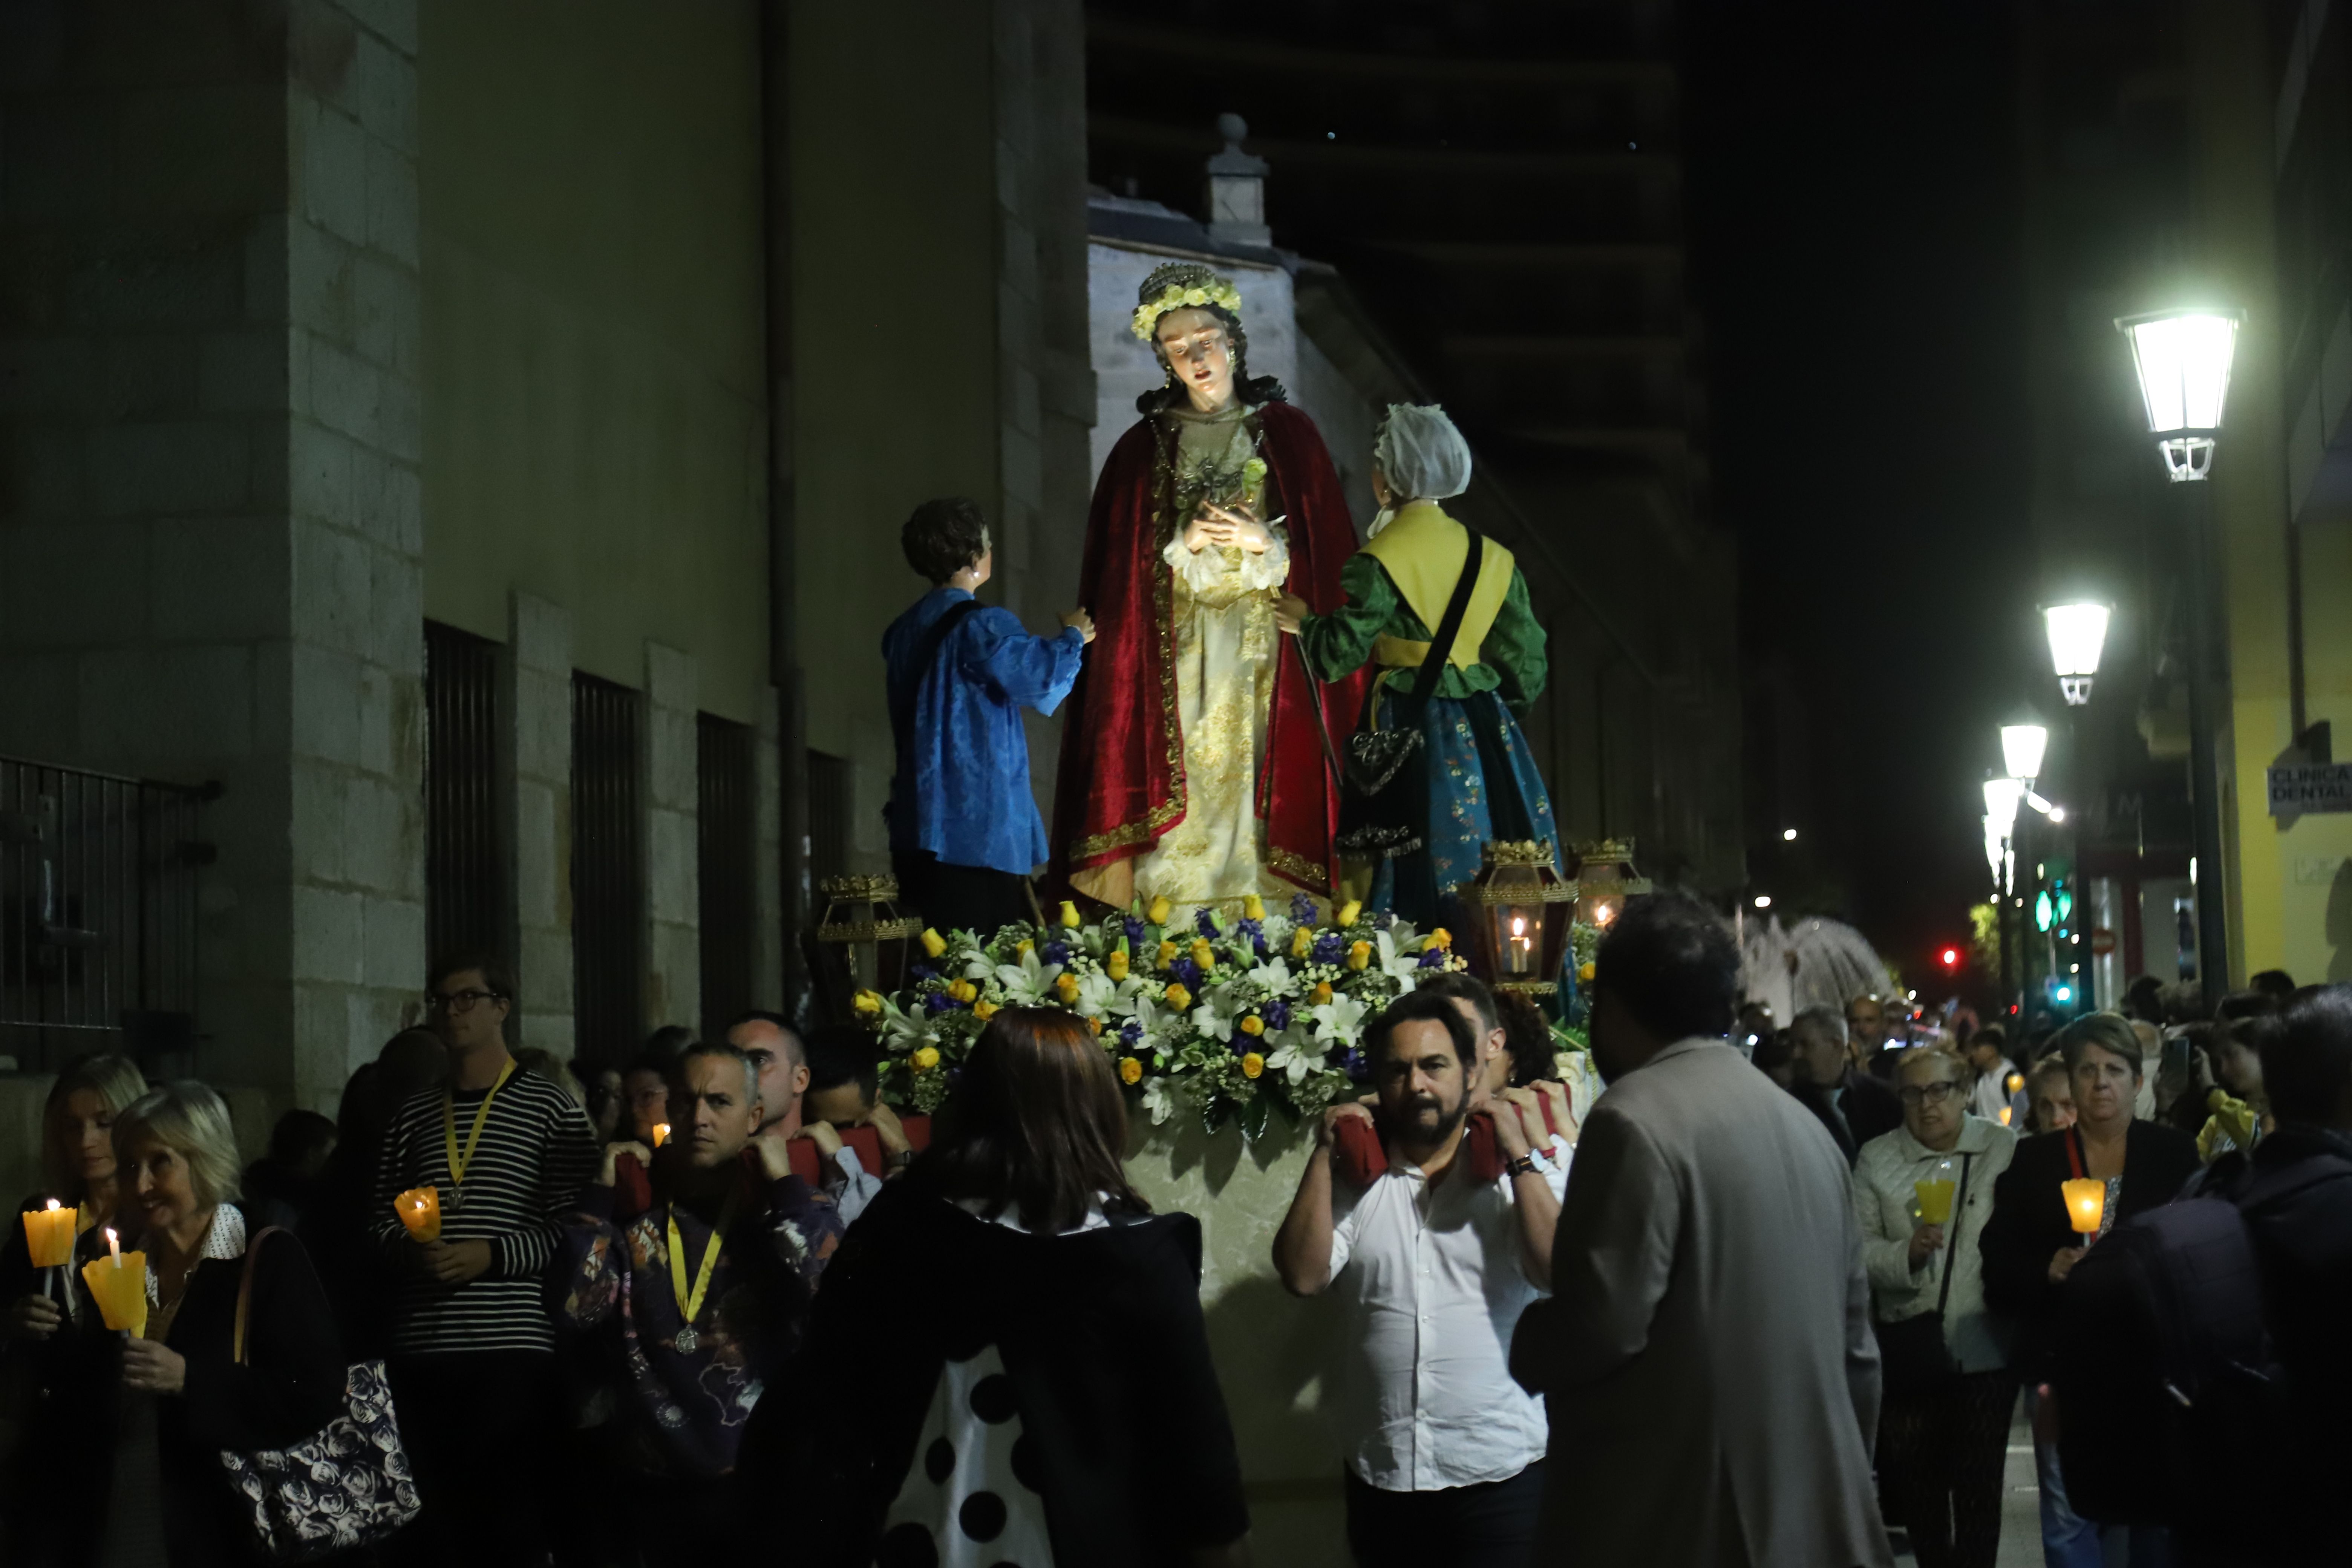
(1235, 918), (1265, 957)
(1171, 958), (1204, 991)
(910, 963), (937, 983)
(1119, 1020), (1143, 1046)
(1342, 1048), (1369, 1083)
(1263, 999), (1291, 1032)
(1374, 910), (1395, 930)
(1418, 948), (1449, 969)
(1040, 940), (1070, 967)
(1124, 915), (1147, 945)
(1290, 892), (1318, 923)
(923, 992), (955, 1015)
(1311, 933), (1346, 965)
(1195, 907), (1221, 938)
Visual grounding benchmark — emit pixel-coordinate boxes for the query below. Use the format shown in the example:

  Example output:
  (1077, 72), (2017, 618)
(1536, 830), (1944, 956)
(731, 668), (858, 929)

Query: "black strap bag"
(1874, 1150), (1972, 1398)
(1334, 531), (1484, 859)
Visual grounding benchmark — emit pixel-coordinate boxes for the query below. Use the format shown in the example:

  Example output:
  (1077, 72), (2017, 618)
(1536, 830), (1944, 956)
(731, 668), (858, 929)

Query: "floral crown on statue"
(1131, 262), (1244, 341)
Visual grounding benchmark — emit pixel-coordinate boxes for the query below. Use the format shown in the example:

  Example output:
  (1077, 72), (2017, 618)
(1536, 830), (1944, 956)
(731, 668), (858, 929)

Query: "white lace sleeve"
(1162, 530), (1226, 595)
(1236, 525), (1291, 591)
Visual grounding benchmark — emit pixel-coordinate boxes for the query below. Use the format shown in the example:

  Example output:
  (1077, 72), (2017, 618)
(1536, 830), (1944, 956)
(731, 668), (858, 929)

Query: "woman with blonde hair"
(3, 1054), (149, 1341)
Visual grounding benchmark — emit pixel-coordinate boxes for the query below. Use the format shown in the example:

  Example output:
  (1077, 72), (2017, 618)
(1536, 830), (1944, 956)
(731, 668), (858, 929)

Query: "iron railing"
(0, 755), (209, 1075)
(697, 713), (757, 1041)
(571, 673), (644, 1067)
(425, 621), (506, 968)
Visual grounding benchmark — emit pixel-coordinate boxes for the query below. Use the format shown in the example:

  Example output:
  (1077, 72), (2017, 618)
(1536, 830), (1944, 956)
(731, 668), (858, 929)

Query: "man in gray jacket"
(1510, 891), (1891, 1568)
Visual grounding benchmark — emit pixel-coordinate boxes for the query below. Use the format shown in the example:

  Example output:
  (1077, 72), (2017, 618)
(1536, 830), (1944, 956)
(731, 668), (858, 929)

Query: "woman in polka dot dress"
(743, 1009), (1252, 1566)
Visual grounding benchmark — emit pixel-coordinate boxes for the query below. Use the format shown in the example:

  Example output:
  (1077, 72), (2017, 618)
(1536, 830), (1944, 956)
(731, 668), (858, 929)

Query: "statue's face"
(1155, 306), (1236, 412)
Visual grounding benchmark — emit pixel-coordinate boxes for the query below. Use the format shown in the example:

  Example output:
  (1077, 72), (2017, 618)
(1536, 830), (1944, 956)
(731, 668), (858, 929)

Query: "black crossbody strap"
(1934, 1152), (1972, 1312)
(892, 597), (986, 738)
(1402, 530), (1484, 719)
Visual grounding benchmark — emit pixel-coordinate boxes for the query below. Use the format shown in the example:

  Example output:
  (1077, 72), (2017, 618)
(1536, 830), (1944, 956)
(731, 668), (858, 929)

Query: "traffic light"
(2034, 891), (2054, 932)
(1939, 946), (1961, 971)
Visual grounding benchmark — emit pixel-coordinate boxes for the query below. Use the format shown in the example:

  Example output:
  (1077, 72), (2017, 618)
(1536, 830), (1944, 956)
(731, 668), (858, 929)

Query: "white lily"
(1140, 1076), (1179, 1125)
(1375, 929), (1424, 992)
(1191, 988), (1242, 1043)
(1246, 954), (1300, 998)
(1264, 1021), (1323, 1086)
(1073, 969), (1125, 1018)
(991, 944), (1064, 1006)
(878, 996), (940, 1051)
(1312, 991), (1369, 1047)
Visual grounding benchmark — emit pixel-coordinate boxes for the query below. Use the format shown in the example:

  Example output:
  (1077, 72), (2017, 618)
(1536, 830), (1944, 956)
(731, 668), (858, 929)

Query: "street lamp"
(2117, 305), (2242, 1008)
(2043, 602), (2111, 706)
(2000, 724), (2049, 786)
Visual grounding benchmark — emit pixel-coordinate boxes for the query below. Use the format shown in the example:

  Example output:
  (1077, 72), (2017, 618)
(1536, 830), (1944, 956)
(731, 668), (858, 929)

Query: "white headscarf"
(1369, 404), (1473, 536)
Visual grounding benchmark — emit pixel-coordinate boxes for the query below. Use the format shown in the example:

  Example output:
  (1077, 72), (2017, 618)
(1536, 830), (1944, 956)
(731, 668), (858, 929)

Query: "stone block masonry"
(505, 591), (575, 1055)
(643, 643), (702, 1033)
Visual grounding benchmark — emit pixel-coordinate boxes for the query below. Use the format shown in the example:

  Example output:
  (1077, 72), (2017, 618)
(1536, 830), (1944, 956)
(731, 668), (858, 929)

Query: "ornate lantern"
(815, 874), (923, 994)
(1572, 838), (1651, 933)
(1461, 841), (1576, 995)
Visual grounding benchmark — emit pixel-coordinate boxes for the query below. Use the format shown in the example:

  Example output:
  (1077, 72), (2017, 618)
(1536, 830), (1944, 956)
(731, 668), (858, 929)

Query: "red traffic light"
(1939, 946), (1960, 969)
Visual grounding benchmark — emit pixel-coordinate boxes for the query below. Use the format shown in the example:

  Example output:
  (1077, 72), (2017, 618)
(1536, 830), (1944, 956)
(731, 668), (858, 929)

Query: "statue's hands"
(1200, 501), (1270, 554)
(1272, 594), (1310, 634)
(1182, 514), (1220, 553)
(1060, 608), (1097, 643)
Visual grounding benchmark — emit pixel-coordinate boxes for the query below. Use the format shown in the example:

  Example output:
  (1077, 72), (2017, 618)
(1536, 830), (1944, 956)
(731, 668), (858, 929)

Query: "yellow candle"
(81, 1250), (148, 1337)
(23, 1199), (76, 1268)
(394, 1186), (442, 1242)
(1914, 1178), (1956, 1226)
(2063, 1177), (2105, 1236)
(652, 1123), (669, 1147)
(105, 1225), (120, 1267)
(1999, 1105), (2014, 1127)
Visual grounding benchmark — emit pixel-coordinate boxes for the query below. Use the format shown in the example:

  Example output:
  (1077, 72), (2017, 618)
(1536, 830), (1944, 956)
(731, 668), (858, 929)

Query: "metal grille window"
(424, 621), (504, 969)
(697, 714), (757, 1040)
(572, 674), (645, 1067)
(1, 756), (206, 1075)
(805, 750), (853, 889)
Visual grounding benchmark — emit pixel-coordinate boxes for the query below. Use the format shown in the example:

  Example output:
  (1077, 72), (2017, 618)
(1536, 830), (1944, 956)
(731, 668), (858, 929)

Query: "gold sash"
(1358, 502), (1516, 671)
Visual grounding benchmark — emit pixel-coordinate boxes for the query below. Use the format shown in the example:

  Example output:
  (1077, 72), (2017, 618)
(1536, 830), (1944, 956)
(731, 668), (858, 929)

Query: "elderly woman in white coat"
(1852, 1043), (2017, 1568)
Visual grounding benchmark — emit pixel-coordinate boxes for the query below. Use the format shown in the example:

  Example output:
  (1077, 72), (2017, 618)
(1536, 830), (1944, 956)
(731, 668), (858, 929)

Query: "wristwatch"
(1504, 1153), (1540, 1179)
(884, 1147), (917, 1174)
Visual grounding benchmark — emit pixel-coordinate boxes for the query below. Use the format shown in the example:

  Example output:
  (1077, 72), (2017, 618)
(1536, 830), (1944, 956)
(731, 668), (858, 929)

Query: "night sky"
(1685, 0), (2037, 990)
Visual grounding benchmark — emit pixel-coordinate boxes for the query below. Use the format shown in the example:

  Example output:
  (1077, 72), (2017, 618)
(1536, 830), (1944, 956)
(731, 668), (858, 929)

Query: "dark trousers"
(1879, 1370), (2017, 1568)
(891, 851), (1034, 940)
(389, 1351), (562, 1568)
(1343, 1461), (1544, 1568)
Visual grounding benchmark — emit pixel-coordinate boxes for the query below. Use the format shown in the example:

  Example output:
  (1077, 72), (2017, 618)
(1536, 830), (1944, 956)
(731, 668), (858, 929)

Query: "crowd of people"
(2, 909), (2347, 1568)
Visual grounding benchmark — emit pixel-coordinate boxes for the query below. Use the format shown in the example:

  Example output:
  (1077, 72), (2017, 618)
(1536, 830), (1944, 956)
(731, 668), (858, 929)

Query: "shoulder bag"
(1335, 530), (1484, 857)
(1874, 1150), (1974, 1397)
(214, 1227), (422, 1561)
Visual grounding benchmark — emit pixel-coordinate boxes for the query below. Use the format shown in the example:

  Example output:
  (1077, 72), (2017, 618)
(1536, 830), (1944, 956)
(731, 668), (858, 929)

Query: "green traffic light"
(2035, 891), (2053, 933)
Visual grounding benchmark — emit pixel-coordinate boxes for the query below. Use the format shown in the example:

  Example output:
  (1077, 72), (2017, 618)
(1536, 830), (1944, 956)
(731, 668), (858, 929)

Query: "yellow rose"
(1242, 894), (1264, 921)
(1337, 899), (1363, 928)
(852, 989), (882, 1015)
(1239, 1014), (1265, 1037)
(1290, 925), (1313, 959)
(1087, 1015), (1104, 1036)
(1425, 927), (1452, 951)
(1107, 948), (1130, 982)
(1347, 940), (1372, 971)
(1055, 972), (1080, 1003)
(1119, 1056), (1144, 1086)
(1240, 1052), (1265, 1080)
(911, 1046), (941, 1072)
(1147, 896), (1172, 926)
(920, 928), (946, 958)
(1312, 981), (1333, 1004)
(1190, 938), (1216, 972)
(1165, 982), (1193, 1012)
(1182, 286), (1208, 305)
(974, 1000), (998, 1021)
(1577, 962), (1596, 983)
(1016, 939), (1034, 958)
(1059, 900), (1081, 929)
(1157, 940), (1179, 971)
(946, 978), (977, 1004)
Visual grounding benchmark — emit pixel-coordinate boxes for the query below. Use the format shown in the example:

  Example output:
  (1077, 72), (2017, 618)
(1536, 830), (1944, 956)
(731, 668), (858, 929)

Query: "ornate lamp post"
(2043, 602), (2111, 707)
(2116, 306), (2241, 1009)
(815, 873), (922, 997)
(1461, 841), (1576, 996)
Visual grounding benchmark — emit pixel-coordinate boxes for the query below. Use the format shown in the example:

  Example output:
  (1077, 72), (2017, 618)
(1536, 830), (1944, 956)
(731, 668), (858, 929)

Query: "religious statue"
(1050, 263), (1361, 914)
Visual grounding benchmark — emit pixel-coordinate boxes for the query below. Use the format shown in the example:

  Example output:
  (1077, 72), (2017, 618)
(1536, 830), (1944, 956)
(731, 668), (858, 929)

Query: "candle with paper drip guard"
(80, 1227), (148, 1337)
(23, 1199), (76, 1268)
(394, 1186), (443, 1243)
(652, 1123), (670, 1148)
(2062, 1177), (2106, 1236)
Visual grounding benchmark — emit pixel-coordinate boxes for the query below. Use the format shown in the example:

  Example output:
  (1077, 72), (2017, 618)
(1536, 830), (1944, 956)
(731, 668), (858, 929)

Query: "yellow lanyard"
(666, 1189), (739, 1341)
(443, 1058), (517, 1193)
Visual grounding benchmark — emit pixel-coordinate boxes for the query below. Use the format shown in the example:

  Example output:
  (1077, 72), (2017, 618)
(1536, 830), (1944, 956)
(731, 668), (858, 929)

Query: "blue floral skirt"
(1354, 688), (1558, 927)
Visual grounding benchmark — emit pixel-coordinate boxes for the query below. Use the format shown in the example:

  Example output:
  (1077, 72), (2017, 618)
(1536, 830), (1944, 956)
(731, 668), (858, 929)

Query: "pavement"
(1887, 1406), (2046, 1565)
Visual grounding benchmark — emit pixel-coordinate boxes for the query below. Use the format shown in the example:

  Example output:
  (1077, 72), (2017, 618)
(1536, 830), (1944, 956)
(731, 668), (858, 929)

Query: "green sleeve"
(1297, 553), (1402, 683)
(1482, 569), (1548, 713)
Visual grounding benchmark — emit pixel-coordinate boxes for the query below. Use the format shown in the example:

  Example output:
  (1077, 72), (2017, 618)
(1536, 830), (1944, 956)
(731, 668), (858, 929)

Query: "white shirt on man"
(1325, 1135), (1570, 1492)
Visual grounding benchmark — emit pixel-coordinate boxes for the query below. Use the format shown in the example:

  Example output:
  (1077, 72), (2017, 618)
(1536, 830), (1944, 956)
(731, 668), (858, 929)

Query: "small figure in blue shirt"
(884, 498), (1094, 939)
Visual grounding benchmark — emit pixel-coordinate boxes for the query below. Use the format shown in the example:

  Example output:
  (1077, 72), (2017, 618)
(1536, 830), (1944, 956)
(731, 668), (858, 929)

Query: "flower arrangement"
(1131, 275), (1245, 341)
(861, 892), (1469, 1140)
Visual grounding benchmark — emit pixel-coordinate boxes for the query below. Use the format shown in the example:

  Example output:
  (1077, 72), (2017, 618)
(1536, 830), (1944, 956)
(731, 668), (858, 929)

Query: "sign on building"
(2267, 762), (2352, 815)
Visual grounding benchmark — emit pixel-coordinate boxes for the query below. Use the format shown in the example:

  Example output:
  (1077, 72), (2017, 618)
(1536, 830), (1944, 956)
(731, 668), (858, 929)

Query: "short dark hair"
(1415, 969), (1499, 1037)
(902, 497), (990, 583)
(1494, 989), (1559, 1087)
(726, 1010), (805, 1072)
(427, 951), (515, 1003)
(2055, 1012), (2145, 1079)
(2250, 969), (2298, 1001)
(2262, 985), (2352, 1127)
(1592, 889), (1739, 1043)
(671, 1039), (756, 1100)
(805, 1024), (881, 1104)
(622, 1049), (671, 1083)
(1366, 989), (1479, 1073)
(267, 1108), (337, 1168)
(642, 1024), (697, 1060)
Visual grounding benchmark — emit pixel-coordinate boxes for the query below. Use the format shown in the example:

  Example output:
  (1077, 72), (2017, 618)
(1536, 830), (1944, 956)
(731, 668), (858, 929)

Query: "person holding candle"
(369, 953), (598, 1568)
(1980, 1012), (2200, 1568)
(1851, 1044), (2017, 1568)
(101, 1082), (346, 1568)
(3, 1054), (150, 1341)
(554, 1041), (842, 1563)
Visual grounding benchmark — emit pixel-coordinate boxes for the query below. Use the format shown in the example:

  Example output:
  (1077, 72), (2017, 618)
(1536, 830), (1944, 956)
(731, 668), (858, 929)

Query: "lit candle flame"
(105, 1226), (121, 1268)
(45, 1198), (61, 1211)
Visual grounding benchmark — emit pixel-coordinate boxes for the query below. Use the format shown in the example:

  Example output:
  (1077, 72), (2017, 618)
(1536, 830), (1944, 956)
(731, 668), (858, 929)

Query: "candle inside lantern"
(2062, 1177), (2106, 1236)
(652, 1123), (670, 1148)
(394, 1186), (442, 1243)
(80, 1249), (148, 1337)
(23, 1199), (77, 1268)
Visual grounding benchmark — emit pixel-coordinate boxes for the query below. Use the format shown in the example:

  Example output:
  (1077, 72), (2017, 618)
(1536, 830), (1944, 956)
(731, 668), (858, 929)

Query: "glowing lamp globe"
(1982, 778), (2023, 840)
(1460, 840), (1576, 995)
(2115, 308), (2242, 482)
(2044, 603), (2111, 706)
(2001, 724), (2049, 784)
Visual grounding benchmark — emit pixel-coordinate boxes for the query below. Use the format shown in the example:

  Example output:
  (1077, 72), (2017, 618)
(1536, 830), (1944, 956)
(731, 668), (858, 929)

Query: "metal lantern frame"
(815, 873), (923, 993)
(2042, 601), (2111, 707)
(1571, 837), (1651, 935)
(1459, 840), (1577, 996)
(2114, 307), (2244, 483)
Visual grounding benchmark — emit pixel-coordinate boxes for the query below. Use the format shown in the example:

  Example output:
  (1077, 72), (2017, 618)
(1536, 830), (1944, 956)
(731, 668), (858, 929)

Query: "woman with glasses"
(1851, 1044), (2017, 1568)
(1980, 1012), (2200, 1568)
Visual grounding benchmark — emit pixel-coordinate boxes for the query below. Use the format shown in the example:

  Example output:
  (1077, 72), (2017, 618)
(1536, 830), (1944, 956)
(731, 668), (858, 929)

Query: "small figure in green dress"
(1275, 403), (1556, 925)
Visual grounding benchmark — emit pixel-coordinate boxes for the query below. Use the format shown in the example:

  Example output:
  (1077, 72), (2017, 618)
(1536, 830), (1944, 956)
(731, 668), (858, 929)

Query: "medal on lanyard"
(666, 1189), (738, 1355)
(441, 1057), (517, 1213)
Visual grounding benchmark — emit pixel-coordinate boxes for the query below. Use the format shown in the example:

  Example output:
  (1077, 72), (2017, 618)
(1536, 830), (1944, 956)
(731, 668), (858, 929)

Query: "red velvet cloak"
(1050, 400), (1365, 902)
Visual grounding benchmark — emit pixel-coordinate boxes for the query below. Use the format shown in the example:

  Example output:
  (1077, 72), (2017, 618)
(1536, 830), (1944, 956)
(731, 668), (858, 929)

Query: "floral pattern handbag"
(214, 1228), (422, 1561)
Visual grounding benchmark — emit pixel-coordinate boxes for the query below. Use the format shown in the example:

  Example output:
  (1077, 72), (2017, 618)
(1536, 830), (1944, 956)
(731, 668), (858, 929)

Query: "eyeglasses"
(426, 989), (504, 1015)
(1896, 1081), (1961, 1108)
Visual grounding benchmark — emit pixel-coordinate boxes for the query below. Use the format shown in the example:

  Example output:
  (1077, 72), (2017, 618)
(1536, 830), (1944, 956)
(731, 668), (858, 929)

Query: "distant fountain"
(1741, 913), (1895, 1025)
